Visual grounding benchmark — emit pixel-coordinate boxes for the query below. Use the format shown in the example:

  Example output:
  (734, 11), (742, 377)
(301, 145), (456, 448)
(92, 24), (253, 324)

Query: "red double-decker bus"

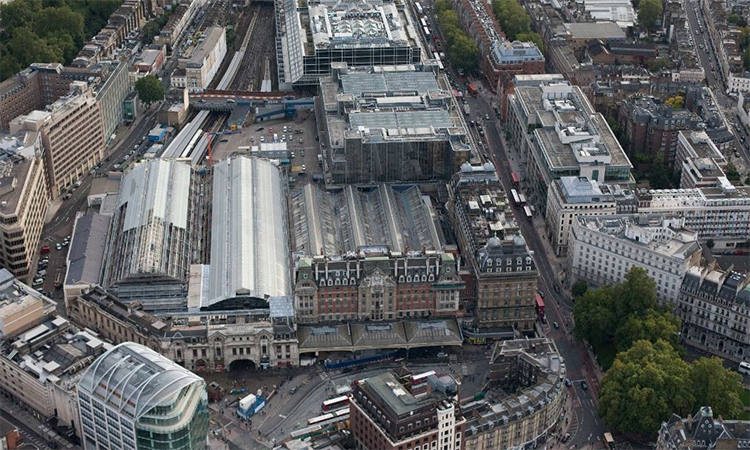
(535, 293), (545, 319)
(511, 172), (519, 188)
(467, 84), (478, 96)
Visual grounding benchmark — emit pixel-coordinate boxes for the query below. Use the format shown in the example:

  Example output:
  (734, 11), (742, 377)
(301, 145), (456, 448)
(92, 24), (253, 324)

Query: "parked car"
(553, 321), (559, 329)
(581, 381), (588, 390)
(290, 386), (298, 394)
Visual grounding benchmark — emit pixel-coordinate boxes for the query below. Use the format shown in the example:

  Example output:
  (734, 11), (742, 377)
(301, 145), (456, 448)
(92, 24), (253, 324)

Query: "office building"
(318, 63), (473, 185)
(275, 0), (422, 88)
(657, 407), (750, 450)
(102, 159), (197, 312)
(618, 97), (703, 167)
(545, 176), (618, 256)
(0, 269), (57, 339)
(675, 131), (728, 189)
(675, 266), (750, 364)
(173, 26), (227, 91)
(10, 82), (105, 199)
(636, 185), (750, 248)
(567, 215), (702, 303)
(350, 370), (465, 450)
(290, 183), (464, 323)
(0, 311), (108, 440)
(0, 132), (49, 280)
(506, 76), (633, 212)
(489, 40), (545, 91)
(447, 163), (538, 334)
(464, 338), (567, 450)
(94, 61), (130, 145)
(559, 22), (626, 59)
(77, 342), (209, 450)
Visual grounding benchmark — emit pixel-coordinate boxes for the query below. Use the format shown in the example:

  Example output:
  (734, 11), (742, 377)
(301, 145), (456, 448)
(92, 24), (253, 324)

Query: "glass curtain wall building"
(77, 342), (209, 450)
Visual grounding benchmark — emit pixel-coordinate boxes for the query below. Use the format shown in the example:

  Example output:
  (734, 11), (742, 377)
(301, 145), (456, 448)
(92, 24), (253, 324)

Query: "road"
(458, 86), (608, 448)
(686, 0), (750, 167)
(39, 108), (159, 313)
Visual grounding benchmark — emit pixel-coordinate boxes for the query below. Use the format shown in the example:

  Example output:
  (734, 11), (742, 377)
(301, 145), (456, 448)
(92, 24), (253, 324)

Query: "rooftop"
(201, 156), (290, 307)
(562, 22), (626, 40)
(183, 26), (225, 68)
(1, 315), (109, 392)
(0, 269), (57, 335)
(0, 131), (41, 214)
(576, 214), (701, 260)
(557, 176), (616, 203)
(66, 213), (111, 287)
(359, 370), (457, 417)
(78, 342), (204, 420)
(291, 183), (443, 257)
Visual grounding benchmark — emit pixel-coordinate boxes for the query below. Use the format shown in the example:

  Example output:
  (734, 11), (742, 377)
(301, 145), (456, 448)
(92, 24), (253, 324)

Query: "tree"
(726, 162), (741, 180)
(435, 0), (452, 15)
(614, 308), (682, 353)
(135, 75), (164, 107)
(650, 56), (672, 72)
(449, 34), (480, 75)
(572, 280), (588, 298)
(665, 95), (684, 109)
(599, 339), (694, 437)
(612, 267), (658, 320)
(729, 13), (741, 25)
(637, 0), (663, 31)
(492, 0), (531, 40)
(141, 20), (161, 45)
(690, 357), (743, 419)
(706, 239), (715, 250)
(517, 32), (544, 54)
(574, 286), (616, 348)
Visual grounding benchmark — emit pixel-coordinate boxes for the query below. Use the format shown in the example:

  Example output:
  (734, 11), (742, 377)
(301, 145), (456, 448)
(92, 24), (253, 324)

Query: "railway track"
(230, 3), (276, 91)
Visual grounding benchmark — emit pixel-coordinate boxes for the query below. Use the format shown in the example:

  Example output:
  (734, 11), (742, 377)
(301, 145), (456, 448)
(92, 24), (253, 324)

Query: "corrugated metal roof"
(118, 159), (191, 232)
(66, 213), (111, 286)
(205, 156), (290, 306)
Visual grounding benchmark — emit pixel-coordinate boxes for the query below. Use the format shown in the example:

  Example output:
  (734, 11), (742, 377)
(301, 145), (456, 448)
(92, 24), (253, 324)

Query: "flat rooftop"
(360, 371), (453, 417)
(562, 22), (626, 40)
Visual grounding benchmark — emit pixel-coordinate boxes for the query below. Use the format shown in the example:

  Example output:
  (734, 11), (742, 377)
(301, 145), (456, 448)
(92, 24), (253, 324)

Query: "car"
(37, 270), (47, 278)
(32, 279), (43, 287)
(255, 127), (264, 132)
(269, 128), (273, 133)
(565, 379), (572, 387)
(290, 152), (295, 158)
(553, 321), (559, 329)
(260, 136), (265, 142)
(114, 164), (121, 169)
(484, 114), (490, 120)
(40, 258), (49, 264)
(141, 136), (146, 142)
(301, 150), (305, 157)
(437, 351), (448, 358)
(301, 164), (306, 172)
(562, 433), (571, 443)
(249, 137), (255, 142)
(290, 386), (298, 394)
(41, 246), (51, 254)
(220, 138), (228, 143)
(55, 244), (62, 251)
(538, 291), (545, 298)
(581, 381), (588, 390)
(134, 145), (138, 150)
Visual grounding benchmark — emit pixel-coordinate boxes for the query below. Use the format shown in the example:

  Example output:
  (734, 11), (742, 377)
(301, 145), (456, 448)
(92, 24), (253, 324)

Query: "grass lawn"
(593, 342), (617, 371)
(740, 388), (750, 408)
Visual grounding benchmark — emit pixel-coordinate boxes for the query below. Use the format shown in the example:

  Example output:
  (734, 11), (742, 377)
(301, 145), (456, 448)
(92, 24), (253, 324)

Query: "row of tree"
(0, 0), (122, 81)
(574, 268), (744, 437)
(491, 0), (543, 52)
(435, 0), (481, 75)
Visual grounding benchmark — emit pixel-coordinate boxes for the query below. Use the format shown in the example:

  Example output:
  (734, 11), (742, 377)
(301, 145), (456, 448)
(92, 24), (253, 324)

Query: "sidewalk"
(0, 394), (78, 450)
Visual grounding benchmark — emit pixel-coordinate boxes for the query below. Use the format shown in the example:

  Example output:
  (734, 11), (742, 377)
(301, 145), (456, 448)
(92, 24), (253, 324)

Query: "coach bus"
(510, 189), (521, 206)
(322, 396), (349, 411)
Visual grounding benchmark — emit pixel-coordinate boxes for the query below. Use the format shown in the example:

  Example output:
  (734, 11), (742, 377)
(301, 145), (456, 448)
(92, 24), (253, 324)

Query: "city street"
(460, 87), (609, 449)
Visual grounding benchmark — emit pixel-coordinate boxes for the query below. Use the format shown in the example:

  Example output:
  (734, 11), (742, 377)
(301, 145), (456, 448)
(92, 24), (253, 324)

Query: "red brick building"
(351, 370), (466, 450)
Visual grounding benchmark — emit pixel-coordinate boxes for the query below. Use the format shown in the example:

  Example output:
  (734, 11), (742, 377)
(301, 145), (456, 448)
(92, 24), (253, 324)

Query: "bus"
(309, 413), (335, 425)
(510, 189), (521, 206)
(524, 205), (533, 221)
(415, 2), (423, 14)
(739, 361), (750, 375)
(468, 84), (478, 96)
(511, 172), (519, 188)
(453, 89), (463, 99)
(322, 396), (349, 411)
(412, 371), (436, 387)
(436, 60), (444, 70)
(423, 26), (431, 38)
(421, 17), (428, 27)
(518, 193), (527, 205)
(535, 293), (545, 319)
(603, 432), (615, 450)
